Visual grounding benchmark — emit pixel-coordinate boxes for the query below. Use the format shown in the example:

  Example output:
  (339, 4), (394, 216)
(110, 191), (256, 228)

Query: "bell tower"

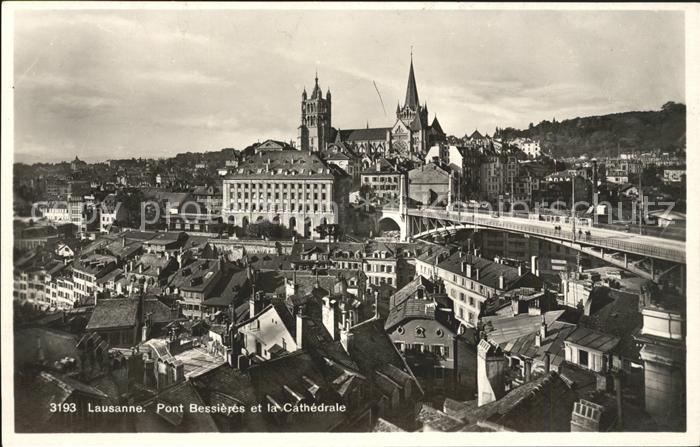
(298, 71), (332, 151)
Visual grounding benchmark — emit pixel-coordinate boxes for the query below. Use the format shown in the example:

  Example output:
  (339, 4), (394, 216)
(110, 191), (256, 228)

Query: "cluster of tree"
(244, 219), (293, 240)
(494, 102), (686, 158)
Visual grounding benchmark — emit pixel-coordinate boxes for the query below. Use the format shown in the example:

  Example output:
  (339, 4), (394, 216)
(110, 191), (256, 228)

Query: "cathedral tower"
(298, 72), (332, 151)
(396, 54), (428, 127)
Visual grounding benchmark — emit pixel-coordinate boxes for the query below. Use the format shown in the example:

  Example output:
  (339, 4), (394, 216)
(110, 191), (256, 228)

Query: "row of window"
(228, 182), (330, 191)
(363, 176), (400, 183)
(369, 276), (393, 286)
(234, 192), (328, 201)
(228, 203), (331, 213)
(395, 342), (450, 358)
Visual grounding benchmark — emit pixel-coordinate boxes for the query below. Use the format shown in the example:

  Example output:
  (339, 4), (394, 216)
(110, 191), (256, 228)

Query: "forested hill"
(494, 102), (686, 158)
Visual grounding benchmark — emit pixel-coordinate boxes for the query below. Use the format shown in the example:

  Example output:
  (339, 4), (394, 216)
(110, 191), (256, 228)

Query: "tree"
(315, 223), (341, 242)
(246, 219), (289, 239)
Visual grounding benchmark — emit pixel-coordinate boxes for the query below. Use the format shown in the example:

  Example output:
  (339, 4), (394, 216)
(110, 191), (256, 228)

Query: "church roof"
(403, 58), (420, 110)
(431, 116), (444, 134)
(469, 130), (485, 140)
(338, 127), (390, 142)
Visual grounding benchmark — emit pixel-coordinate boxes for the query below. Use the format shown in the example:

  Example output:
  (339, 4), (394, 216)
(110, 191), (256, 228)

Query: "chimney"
(498, 273), (505, 290)
(138, 263), (144, 273)
(524, 359), (532, 382)
(296, 308), (304, 350)
(477, 339), (506, 406)
(614, 371), (624, 429)
(474, 268), (480, 281)
(143, 357), (156, 388)
(540, 315), (547, 339)
(122, 236), (126, 247)
(322, 297), (338, 341)
(237, 354), (250, 370)
(374, 290), (379, 318)
(543, 351), (551, 373)
(531, 255), (539, 276)
(511, 296), (519, 316)
(249, 291), (263, 318)
(340, 322), (354, 353)
(517, 263), (524, 276)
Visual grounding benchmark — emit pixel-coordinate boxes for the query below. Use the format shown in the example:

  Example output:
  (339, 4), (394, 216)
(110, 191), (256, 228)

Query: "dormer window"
(416, 327), (426, 337)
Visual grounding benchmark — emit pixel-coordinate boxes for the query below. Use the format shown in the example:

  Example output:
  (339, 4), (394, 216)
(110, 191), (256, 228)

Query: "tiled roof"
(338, 127), (390, 142)
(417, 404), (465, 431)
(435, 252), (536, 292)
(137, 381), (218, 432)
(581, 288), (642, 360)
(449, 371), (578, 432)
(385, 297), (437, 332)
(143, 296), (178, 324)
(481, 310), (566, 345)
(85, 298), (139, 330)
(14, 327), (81, 368)
(372, 418), (405, 432)
(347, 318), (415, 385)
(168, 258), (222, 292)
(565, 326), (620, 353)
(73, 254), (117, 275)
(225, 151), (337, 180)
(500, 320), (577, 370)
(134, 253), (174, 274)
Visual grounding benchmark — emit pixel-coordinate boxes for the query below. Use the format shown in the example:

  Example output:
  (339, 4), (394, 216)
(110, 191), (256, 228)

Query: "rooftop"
(565, 326), (620, 353)
(85, 298), (139, 330)
(225, 150), (338, 180)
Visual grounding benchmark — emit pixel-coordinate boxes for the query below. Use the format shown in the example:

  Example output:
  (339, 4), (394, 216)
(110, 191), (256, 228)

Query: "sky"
(13, 8), (685, 163)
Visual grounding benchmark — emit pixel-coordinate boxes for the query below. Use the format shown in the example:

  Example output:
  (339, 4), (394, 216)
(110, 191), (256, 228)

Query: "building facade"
(222, 149), (350, 239)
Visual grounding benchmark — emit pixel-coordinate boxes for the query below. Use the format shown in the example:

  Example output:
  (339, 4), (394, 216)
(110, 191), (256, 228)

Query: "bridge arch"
(378, 215), (403, 239)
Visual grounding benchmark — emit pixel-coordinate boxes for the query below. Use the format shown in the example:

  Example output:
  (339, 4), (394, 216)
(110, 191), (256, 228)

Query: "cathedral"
(296, 56), (445, 161)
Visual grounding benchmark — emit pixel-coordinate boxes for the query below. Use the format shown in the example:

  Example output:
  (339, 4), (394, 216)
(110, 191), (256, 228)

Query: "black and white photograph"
(2, 2), (697, 445)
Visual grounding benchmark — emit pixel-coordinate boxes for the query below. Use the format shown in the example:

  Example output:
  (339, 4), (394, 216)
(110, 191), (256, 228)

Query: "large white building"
(222, 149), (351, 239)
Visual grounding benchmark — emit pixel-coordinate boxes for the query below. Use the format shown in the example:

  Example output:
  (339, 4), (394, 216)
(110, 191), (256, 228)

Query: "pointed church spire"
(404, 51), (420, 110)
(311, 69), (322, 99)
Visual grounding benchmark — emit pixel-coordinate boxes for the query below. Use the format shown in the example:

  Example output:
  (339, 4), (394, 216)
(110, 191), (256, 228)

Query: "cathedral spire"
(404, 51), (420, 110)
(311, 70), (322, 99)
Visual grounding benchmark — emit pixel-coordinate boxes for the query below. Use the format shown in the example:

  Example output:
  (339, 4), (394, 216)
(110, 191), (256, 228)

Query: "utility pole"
(571, 174), (576, 241)
(510, 166), (515, 214)
(638, 167), (643, 235)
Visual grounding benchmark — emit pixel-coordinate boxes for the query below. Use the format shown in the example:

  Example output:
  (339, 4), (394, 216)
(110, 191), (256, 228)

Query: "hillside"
(494, 102), (686, 158)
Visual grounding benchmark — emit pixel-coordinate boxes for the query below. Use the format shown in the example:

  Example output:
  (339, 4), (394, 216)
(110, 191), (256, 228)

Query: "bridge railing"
(407, 208), (685, 262)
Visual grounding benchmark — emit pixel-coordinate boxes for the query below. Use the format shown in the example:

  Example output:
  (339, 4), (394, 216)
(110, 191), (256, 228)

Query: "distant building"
(360, 160), (405, 207)
(84, 298), (140, 346)
(166, 258), (223, 319)
(99, 194), (126, 233)
(415, 249), (542, 330)
(662, 169), (685, 184)
(43, 201), (71, 224)
(385, 276), (475, 395)
(72, 254), (117, 305)
(408, 163), (455, 206)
